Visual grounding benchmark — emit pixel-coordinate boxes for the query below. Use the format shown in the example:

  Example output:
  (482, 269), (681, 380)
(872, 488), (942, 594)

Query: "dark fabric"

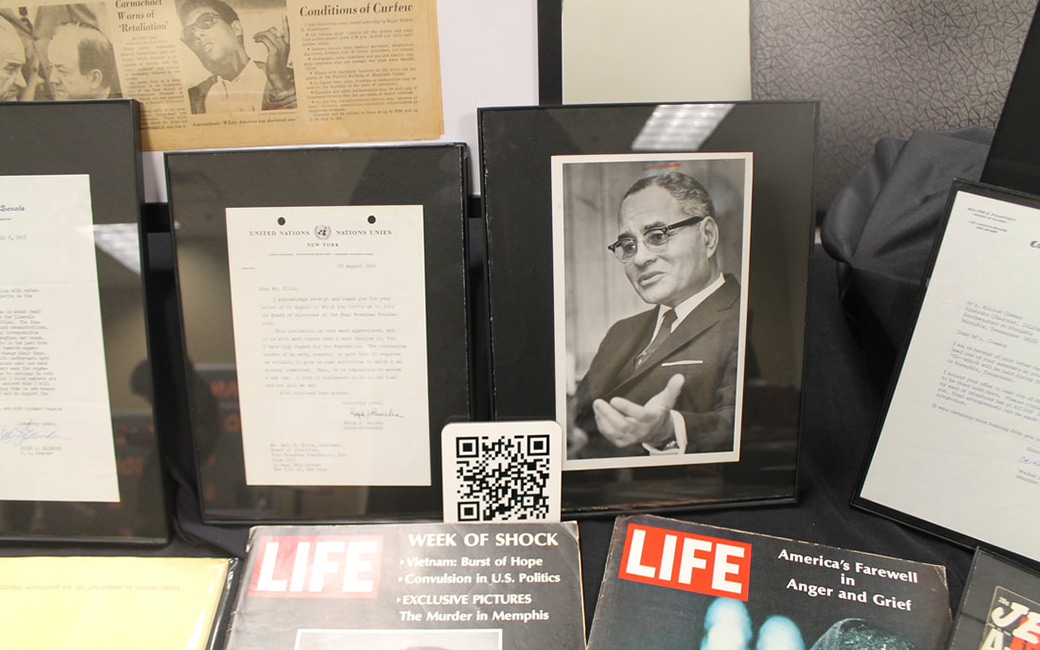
(819, 127), (993, 390)
(142, 216), (250, 558)
(634, 309), (676, 368)
(573, 276), (740, 457)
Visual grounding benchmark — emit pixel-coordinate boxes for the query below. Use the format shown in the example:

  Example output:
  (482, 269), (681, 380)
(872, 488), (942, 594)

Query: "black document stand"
(983, 5), (1040, 194)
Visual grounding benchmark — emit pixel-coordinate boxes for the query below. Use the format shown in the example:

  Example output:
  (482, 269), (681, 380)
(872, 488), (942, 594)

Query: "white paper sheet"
(562, 0), (751, 104)
(0, 175), (118, 502)
(225, 205), (430, 486)
(861, 189), (1040, 562)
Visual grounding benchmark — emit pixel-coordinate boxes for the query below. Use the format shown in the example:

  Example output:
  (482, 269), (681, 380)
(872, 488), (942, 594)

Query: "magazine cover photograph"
(552, 153), (752, 472)
(588, 515), (953, 650)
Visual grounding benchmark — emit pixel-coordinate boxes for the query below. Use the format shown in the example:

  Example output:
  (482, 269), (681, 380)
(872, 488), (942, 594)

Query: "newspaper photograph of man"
(47, 21), (120, 99)
(0, 3), (115, 101)
(0, 17), (27, 100)
(177, 0), (296, 113)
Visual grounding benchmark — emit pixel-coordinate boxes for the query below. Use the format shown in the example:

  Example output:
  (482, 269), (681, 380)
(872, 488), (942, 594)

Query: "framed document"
(855, 181), (1040, 564)
(0, 100), (167, 544)
(479, 102), (817, 513)
(166, 144), (470, 522)
(946, 549), (1040, 650)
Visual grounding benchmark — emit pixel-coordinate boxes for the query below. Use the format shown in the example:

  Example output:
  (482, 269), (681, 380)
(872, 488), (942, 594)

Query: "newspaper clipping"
(0, 0), (443, 149)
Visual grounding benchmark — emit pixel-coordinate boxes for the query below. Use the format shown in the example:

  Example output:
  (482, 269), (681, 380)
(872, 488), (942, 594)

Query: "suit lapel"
(608, 277), (738, 393)
(587, 310), (656, 398)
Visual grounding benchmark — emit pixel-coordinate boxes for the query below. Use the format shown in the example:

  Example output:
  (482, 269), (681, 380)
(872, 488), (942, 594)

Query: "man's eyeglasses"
(607, 216), (707, 263)
(181, 12), (223, 42)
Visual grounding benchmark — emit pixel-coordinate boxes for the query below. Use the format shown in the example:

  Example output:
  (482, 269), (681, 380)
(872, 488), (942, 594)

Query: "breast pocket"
(660, 360), (704, 369)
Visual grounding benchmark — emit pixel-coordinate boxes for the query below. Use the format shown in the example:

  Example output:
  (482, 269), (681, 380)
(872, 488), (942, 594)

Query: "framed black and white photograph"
(480, 102), (817, 513)
(165, 143), (471, 523)
(552, 154), (751, 471)
(0, 99), (167, 544)
(854, 181), (1040, 564)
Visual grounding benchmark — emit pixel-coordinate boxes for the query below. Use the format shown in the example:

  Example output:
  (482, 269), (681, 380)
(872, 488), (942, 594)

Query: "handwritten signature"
(348, 407), (403, 421)
(1019, 455), (1040, 468)
(0, 421), (66, 447)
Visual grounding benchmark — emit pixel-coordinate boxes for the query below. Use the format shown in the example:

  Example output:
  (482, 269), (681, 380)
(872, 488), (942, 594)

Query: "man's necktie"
(634, 309), (676, 369)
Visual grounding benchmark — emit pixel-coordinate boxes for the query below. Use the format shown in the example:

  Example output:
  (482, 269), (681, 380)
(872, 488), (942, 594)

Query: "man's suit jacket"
(572, 274), (740, 458)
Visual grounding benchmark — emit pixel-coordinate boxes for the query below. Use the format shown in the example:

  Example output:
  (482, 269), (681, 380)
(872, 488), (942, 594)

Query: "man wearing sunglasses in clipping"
(178, 0), (295, 114)
(571, 172), (739, 459)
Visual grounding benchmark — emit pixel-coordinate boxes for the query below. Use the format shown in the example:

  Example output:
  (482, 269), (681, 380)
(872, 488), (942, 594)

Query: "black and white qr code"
(454, 434), (551, 522)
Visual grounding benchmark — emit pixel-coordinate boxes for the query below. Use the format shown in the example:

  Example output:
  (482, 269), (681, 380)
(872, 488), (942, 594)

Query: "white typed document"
(225, 205), (430, 486)
(860, 189), (1040, 562)
(0, 175), (119, 502)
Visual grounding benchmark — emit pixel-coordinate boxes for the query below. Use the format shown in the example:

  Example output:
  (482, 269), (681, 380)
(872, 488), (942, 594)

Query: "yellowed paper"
(0, 556), (230, 649)
(0, 175), (118, 503)
(0, 0), (443, 150)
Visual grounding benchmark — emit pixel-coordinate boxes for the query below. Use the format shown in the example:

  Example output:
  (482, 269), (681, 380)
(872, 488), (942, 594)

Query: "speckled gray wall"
(750, 0), (1036, 210)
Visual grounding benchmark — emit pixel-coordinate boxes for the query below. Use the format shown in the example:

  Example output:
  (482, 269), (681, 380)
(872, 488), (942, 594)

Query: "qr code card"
(441, 421), (562, 524)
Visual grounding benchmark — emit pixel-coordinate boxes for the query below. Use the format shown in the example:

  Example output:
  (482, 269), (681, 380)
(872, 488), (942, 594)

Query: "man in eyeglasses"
(177, 0), (295, 114)
(571, 171), (739, 458)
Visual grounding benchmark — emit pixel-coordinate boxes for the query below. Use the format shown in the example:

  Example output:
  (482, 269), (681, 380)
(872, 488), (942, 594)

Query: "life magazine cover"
(223, 522), (585, 650)
(588, 515), (953, 650)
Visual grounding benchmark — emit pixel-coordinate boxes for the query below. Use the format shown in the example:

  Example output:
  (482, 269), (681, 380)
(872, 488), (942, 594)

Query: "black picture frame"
(479, 102), (817, 513)
(165, 144), (471, 523)
(0, 100), (167, 544)
(536, 0), (563, 105)
(946, 548), (1040, 650)
(853, 180), (1040, 565)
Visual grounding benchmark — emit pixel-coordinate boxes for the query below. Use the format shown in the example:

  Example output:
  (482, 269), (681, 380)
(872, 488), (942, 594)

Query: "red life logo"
(618, 523), (751, 601)
(248, 535), (383, 598)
